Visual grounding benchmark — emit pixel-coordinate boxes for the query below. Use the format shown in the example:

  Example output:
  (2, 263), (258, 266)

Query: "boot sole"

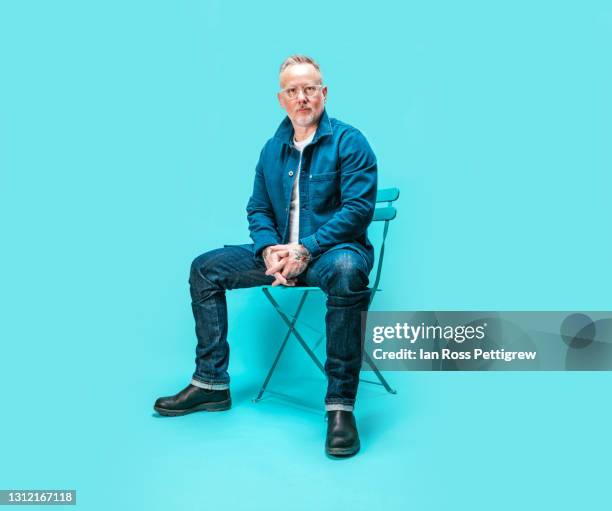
(326, 441), (361, 458)
(154, 399), (231, 416)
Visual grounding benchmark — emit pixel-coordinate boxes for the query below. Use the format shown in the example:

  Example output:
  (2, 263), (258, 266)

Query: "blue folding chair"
(253, 187), (400, 402)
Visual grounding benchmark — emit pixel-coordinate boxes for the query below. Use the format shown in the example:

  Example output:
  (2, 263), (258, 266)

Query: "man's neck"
(293, 124), (318, 142)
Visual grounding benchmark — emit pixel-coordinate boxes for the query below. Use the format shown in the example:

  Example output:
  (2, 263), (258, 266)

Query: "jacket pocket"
(309, 171), (338, 183)
(309, 171), (340, 210)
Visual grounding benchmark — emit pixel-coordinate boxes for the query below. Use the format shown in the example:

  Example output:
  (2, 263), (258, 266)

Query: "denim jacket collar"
(273, 108), (333, 147)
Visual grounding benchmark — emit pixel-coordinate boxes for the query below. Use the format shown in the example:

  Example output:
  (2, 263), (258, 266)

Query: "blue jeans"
(188, 244), (371, 411)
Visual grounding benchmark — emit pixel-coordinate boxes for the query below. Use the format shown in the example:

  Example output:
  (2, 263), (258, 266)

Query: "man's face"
(277, 63), (328, 129)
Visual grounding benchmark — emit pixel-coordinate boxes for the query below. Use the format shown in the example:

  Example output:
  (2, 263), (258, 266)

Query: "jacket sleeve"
(300, 129), (377, 258)
(246, 146), (282, 257)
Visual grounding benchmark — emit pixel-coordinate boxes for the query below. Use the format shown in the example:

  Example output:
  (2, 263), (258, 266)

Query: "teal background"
(1, 1), (611, 509)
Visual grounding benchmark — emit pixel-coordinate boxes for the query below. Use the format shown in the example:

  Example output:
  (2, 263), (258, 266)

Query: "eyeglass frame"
(279, 84), (326, 100)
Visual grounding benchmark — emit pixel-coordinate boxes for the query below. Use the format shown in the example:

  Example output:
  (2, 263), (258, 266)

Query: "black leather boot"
(325, 410), (360, 457)
(154, 384), (231, 416)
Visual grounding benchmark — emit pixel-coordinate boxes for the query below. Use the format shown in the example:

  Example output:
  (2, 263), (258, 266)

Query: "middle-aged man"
(154, 55), (377, 458)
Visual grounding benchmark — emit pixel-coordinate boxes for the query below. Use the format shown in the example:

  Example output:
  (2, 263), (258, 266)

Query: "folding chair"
(253, 187), (400, 402)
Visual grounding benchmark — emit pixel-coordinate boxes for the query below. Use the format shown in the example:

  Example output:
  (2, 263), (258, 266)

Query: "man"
(154, 55), (377, 458)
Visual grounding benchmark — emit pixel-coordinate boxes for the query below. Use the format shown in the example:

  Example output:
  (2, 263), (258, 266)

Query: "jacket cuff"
(300, 234), (321, 259)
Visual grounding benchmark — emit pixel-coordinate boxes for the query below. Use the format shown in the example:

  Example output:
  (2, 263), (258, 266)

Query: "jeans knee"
(323, 253), (369, 297)
(189, 251), (218, 289)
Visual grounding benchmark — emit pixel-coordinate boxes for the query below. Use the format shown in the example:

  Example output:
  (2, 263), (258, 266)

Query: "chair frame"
(253, 187), (400, 402)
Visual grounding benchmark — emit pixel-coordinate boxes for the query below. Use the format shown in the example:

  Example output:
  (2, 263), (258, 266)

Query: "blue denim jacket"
(246, 109), (378, 270)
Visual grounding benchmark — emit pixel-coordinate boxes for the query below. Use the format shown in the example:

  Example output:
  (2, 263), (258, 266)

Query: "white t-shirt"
(288, 131), (315, 243)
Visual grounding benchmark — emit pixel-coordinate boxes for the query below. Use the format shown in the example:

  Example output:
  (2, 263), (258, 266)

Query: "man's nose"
(297, 89), (308, 101)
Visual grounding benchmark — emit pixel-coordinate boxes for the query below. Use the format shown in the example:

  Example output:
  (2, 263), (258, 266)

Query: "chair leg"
(254, 289), (323, 402)
(252, 328), (292, 403)
(362, 351), (397, 394)
(262, 288), (325, 373)
(255, 288), (397, 401)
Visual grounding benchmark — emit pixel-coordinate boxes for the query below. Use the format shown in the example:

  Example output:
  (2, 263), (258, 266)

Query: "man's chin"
(294, 114), (316, 128)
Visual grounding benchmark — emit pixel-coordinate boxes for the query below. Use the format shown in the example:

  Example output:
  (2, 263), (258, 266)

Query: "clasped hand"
(263, 243), (311, 287)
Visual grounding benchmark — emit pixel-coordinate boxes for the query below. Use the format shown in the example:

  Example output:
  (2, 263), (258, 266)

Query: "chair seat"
(261, 285), (321, 291)
(262, 286), (382, 292)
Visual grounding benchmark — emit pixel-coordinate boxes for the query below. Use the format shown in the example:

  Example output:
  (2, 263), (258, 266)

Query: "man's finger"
(283, 260), (307, 279)
(270, 245), (290, 252)
(265, 259), (287, 275)
(281, 263), (297, 278)
(271, 272), (289, 286)
(271, 271), (298, 287)
(266, 251), (288, 267)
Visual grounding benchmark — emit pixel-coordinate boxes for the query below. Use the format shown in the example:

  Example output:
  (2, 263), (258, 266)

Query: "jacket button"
(288, 170), (294, 177)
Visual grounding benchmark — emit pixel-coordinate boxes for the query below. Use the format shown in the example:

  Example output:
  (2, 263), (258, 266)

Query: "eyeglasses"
(279, 84), (324, 100)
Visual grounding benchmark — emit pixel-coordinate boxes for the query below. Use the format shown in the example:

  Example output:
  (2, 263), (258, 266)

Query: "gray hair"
(279, 54), (323, 82)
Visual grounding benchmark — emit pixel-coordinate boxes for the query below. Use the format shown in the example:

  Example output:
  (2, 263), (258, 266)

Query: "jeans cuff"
(191, 378), (229, 391)
(325, 403), (354, 412)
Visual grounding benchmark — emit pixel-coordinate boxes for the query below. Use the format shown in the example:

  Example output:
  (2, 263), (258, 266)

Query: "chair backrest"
(369, 187), (400, 301)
